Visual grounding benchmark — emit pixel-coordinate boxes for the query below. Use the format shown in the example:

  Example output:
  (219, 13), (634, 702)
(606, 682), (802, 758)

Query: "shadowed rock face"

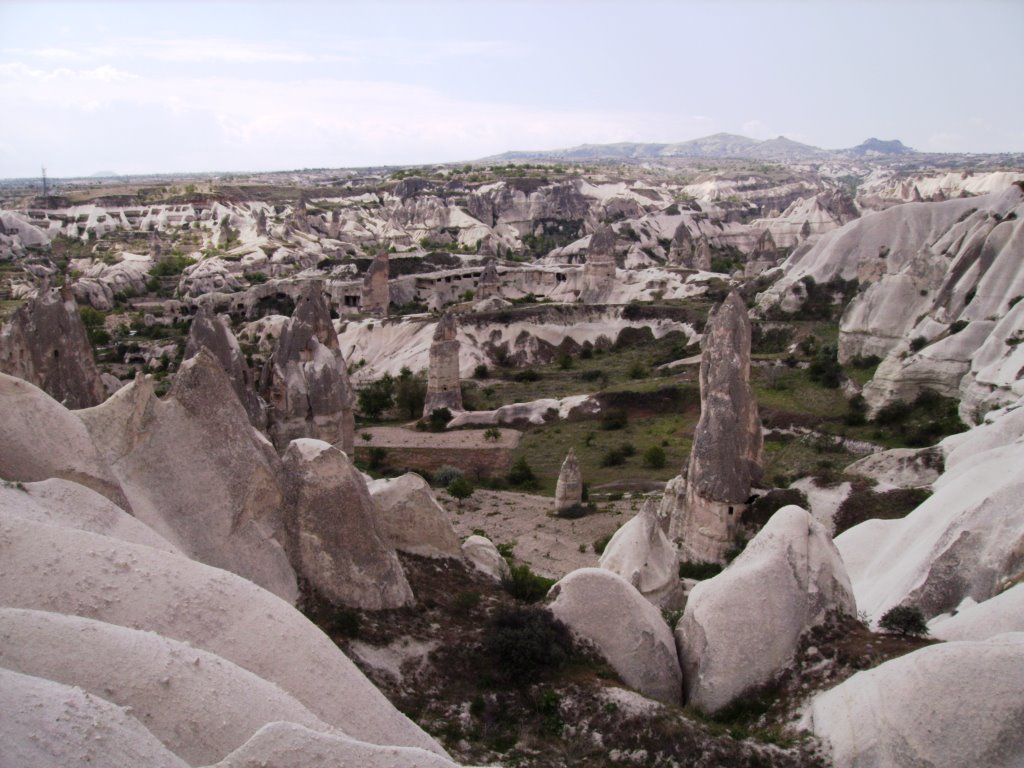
(423, 313), (462, 417)
(581, 225), (617, 302)
(0, 286), (105, 409)
(662, 291), (762, 562)
(261, 284), (355, 453)
(554, 447), (582, 513)
(281, 439), (414, 610)
(184, 305), (266, 429)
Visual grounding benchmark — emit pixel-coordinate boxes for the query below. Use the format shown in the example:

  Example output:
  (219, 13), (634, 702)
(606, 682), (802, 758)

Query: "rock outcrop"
(802, 633), (1024, 768)
(361, 250), (390, 315)
(930, 584), (1024, 642)
(77, 351), (298, 602)
(548, 568), (682, 705)
(422, 312), (463, 417)
(676, 505), (856, 713)
(599, 499), (684, 609)
(281, 439), (414, 609)
(661, 291), (763, 562)
(580, 225), (617, 302)
(0, 373), (128, 509)
(367, 473), (462, 559)
(261, 283), (356, 453)
(183, 304), (266, 428)
(461, 534), (510, 582)
(553, 447), (583, 513)
(476, 259), (502, 299)
(836, 400), (1024, 622)
(0, 285), (106, 408)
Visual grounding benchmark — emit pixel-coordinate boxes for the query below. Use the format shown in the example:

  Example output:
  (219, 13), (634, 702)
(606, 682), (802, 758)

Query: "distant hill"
(483, 133), (835, 164)
(846, 138), (913, 156)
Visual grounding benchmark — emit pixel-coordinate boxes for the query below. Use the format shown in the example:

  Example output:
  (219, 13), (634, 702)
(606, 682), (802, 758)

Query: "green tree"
(357, 375), (394, 420)
(879, 605), (929, 637)
(395, 369), (427, 419)
(643, 445), (667, 469)
(428, 407), (452, 431)
(447, 477), (474, 508)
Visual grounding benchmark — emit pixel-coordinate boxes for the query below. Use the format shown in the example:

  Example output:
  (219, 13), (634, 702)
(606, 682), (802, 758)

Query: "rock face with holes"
(802, 633), (1024, 768)
(281, 439), (414, 609)
(599, 499), (684, 609)
(676, 505), (856, 714)
(361, 250), (390, 316)
(261, 283), (355, 453)
(549, 567), (682, 705)
(0, 285), (106, 409)
(554, 447), (583, 514)
(422, 313), (462, 417)
(661, 291), (763, 563)
(183, 304), (266, 428)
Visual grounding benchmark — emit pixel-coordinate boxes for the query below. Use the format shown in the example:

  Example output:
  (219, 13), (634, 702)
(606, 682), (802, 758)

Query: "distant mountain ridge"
(482, 133), (916, 163)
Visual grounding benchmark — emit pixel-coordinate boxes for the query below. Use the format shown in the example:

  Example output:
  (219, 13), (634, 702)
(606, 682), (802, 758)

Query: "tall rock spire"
(554, 447), (583, 513)
(422, 312), (462, 417)
(660, 291), (763, 562)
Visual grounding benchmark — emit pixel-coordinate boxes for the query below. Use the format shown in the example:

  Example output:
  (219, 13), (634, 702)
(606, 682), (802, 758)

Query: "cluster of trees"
(356, 367), (426, 421)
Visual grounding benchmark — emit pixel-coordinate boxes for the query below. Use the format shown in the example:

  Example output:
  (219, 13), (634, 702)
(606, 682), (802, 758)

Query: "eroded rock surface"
(0, 285), (105, 408)
(423, 312), (463, 417)
(554, 447), (583, 513)
(367, 473), (462, 559)
(599, 499), (684, 609)
(461, 534), (510, 582)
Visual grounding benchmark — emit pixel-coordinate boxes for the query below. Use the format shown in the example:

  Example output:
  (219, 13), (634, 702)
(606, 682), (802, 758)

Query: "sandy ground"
(438, 487), (649, 580)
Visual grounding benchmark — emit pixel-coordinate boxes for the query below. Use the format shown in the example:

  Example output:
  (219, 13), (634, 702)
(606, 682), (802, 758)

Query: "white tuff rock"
(599, 499), (684, 609)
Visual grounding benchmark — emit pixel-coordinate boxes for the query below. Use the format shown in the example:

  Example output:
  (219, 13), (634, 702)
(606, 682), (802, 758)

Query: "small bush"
(627, 361), (647, 379)
(483, 427), (501, 441)
(513, 369), (541, 383)
(678, 560), (723, 580)
(600, 447), (627, 467)
(556, 503), (590, 519)
(558, 354), (574, 370)
(434, 464), (463, 487)
(948, 319), (969, 334)
(508, 456), (538, 489)
(452, 590), (481, 615)
(592, 534), (612, 555)
(601, 409), (628, 430)
(642, 445), (666, 469)
(447, 477), (475, 505)
(473, 364), (489, 379)
(428, 407), (452, 431)
(745, 488), (809, 529)
(579, 369), (604, 383)
(483, 605), (573, 684)
(878, 605), (929, 636)
(909, 336), (928, 353)
(502, 563), (556, 603)
(366, 447), (387, 471)
(808, 344), (842, 388)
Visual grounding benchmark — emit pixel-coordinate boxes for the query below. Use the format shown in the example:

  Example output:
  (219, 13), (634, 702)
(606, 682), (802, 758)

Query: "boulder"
(0, 667), (188, 768)
(261, 283), (355, 453)
(77, 352), (298, 603)
(0, 608), (328, 766)
(599, 499), (684, 609)
(282, 439), (414, 609)
(0, 373), (128, 510)
(802, 633), (1024, 768)
(0, 512), (447, 757)
(554, 447), (583, 513)
(676, 505), (855, 713)
(183, 304), (266, 428)
(461, 534), (510, 581)
(0, 285), (106, 408)
(661, 291), (763, 562)
(548, 568), (682, 704)
(366, 473), (462, 559)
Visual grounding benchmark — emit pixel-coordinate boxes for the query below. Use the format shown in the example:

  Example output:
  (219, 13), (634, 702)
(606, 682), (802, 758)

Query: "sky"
(1, 0), (1022, 178)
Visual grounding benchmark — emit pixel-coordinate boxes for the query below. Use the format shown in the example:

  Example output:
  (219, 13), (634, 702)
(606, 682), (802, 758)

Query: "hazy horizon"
(2, 0), (1023, 179)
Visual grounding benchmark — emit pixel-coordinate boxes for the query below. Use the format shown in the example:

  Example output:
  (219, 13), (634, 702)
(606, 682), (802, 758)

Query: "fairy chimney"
(554, 447), (583, 513)
(659, 291), (762, 563)
(360, 250), (390, 316)
(422, 312), (462, 417)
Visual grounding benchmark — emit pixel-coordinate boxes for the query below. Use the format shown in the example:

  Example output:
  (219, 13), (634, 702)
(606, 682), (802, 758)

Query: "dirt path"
(439, 487), (646, 580)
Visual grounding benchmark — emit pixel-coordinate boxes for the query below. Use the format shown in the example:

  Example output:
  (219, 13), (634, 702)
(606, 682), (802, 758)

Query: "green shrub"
(428, 407), (452, 431)
(434, 464), (463, 487)
(833, 486), (931, 535)
(601, 409), (628, 430)
(745, 488), (809, 529)
(513, 369), (541, 383)
(909, 336), (928, 353)
(592, 533), (612, 555)
(366, 447), (387, 471)
(878, 605), (929, 636)
(483, 427), (501, 441)
(502, 564), (556, 603)
(642, 445), (666, 469)
(678, 560), (723, 580)
(474, 363), (489, 379)
(150, 254), (195, 277)
(483, 605), (573, 684)
(453, 590), (481, 615)
(508, 456), (538, 489)
(949, 320), (969, 334)
(447, 477), (475, 506)
(556, 503), (590, 520)
(808, 344), (842, 388)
